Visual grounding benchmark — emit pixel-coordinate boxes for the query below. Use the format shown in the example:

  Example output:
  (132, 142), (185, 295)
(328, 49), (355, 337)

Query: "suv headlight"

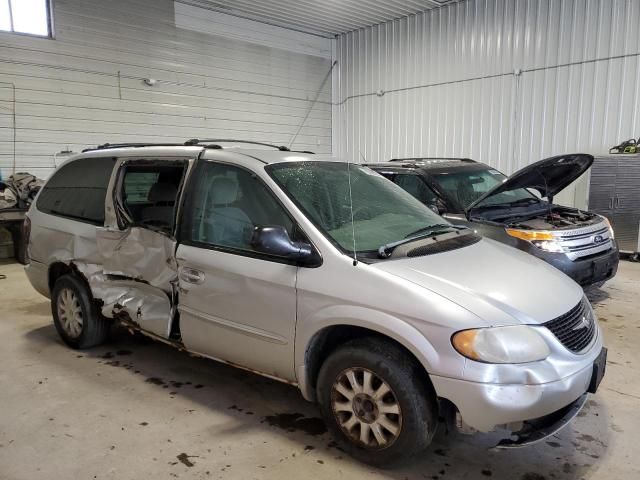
(602, 216), (615, 239)
(530, 239), (569, 253)
(505, 228), (568, 253)
(452, 325), (550, 363)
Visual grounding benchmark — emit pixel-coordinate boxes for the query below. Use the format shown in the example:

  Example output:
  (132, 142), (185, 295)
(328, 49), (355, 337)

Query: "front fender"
(294, 304), (452, 401)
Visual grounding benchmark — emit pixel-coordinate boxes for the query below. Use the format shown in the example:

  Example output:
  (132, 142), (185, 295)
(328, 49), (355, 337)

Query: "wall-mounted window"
(0, 0), (52, 37)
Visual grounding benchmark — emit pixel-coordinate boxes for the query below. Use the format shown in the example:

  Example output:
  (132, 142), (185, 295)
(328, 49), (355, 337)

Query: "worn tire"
(51, 274), (110, 349)
(317, 337), (438, 467)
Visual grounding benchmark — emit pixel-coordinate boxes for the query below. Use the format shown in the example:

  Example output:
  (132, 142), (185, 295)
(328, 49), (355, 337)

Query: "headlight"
(602, 216), (615, 239)
(452, 325), (550, 364)
(530, 240), (569, 253)
(505, 228), (568, 253)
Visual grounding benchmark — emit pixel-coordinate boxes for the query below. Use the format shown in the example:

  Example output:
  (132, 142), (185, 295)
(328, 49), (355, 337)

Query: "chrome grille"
(553, 222), (613, 261)
(543, 298), (596, 353)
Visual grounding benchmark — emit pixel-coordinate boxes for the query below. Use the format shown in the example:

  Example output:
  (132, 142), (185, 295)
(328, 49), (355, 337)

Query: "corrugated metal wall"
(333, 0), (640, 207)
(0, 0), (332, 179)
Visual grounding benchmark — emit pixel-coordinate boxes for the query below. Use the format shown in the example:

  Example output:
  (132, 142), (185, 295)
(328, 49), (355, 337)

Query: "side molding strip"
(178, 305), (288, 345)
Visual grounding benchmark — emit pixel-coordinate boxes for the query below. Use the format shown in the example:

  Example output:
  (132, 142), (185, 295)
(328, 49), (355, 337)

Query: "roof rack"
(83, 139), (300, 153)
(82, 142), (217, 153)
(184, 139), (290, 151)
(389, 157), (476, 163)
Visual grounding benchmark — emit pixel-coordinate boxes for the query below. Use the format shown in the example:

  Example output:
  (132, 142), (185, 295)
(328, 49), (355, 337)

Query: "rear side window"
(37, 157), (116, 225)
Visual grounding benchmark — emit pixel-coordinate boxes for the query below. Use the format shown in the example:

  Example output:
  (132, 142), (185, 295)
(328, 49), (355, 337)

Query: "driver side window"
(185, 163), (295, 253)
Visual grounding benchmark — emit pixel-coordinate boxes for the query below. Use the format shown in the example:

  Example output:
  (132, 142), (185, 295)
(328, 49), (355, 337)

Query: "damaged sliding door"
(94, 157), (192, 339)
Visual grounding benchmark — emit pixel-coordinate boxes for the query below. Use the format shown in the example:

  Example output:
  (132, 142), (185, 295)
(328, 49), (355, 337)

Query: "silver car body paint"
(24, 146), (603, 433)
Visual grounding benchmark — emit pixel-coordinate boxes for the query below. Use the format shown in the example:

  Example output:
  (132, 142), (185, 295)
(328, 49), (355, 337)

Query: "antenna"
(346, 159), (358, 266)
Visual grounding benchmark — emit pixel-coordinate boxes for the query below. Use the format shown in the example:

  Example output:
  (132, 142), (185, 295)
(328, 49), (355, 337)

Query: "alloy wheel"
(57, 288), (83, 338)
(330, 367), (402, 449)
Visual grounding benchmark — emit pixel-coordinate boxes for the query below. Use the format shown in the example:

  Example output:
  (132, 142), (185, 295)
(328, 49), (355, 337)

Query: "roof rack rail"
(389, 157), (475, 163)
(184, 139), (290, 151)
(82, 142), (205, 152)
(82, 139), (296, 153)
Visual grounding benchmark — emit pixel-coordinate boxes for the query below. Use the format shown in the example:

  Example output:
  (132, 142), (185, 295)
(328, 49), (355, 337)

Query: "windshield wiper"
(403, 223), (466, 238)
(378, 224), (468, 258)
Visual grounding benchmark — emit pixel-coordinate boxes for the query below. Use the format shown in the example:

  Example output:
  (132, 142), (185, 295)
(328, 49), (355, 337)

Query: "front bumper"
(495, 394), (587, 448)
(526, 242), (619, 286)
(432, 359), (595, 433)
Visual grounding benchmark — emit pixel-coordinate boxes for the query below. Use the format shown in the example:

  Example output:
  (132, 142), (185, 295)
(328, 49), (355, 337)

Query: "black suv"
(369, 155), (619, 287)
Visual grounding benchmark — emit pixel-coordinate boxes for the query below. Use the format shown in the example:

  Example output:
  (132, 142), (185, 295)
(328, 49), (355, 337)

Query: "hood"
(373, 238), (583, 327)
(467, 153), (593, 210)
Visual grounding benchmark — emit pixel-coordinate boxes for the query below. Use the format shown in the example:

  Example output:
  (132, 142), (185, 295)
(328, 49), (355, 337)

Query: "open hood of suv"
(467, 153), (594, 211)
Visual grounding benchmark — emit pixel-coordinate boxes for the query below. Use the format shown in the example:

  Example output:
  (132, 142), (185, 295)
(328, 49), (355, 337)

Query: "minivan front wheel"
(52, 275), (109, 349)
(330, 366), (403, 448)
(317, 337), (438, 466)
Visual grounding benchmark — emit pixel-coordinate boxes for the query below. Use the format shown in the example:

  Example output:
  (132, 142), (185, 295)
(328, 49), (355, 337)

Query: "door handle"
(180, 268), (205, 284)
(609, 197), (614, 209)
(615, 196), (620, 208)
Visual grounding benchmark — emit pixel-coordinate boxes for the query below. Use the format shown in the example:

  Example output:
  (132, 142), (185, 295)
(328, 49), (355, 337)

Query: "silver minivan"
(24, 140), (606, 465)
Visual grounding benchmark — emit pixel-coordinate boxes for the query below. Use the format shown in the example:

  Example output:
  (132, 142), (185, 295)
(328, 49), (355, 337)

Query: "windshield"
(268, 161), (447, 253)
(432, 168), (537, 209)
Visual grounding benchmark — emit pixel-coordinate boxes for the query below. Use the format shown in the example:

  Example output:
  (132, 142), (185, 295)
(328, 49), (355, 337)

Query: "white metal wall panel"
(334, 0), (640, 207)
(0, 0), (332, 179)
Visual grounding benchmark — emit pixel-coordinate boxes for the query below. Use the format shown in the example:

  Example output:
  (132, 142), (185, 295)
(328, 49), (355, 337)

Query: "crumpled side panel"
(96, 227), (178, 291)
(78, 266), (173, 339)
(68, 226), (179, 339)
(36, 220), (104, 268)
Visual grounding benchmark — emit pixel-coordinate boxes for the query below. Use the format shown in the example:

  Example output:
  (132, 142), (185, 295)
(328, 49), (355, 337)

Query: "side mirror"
(251, 226), (319, 266)
(428, 199), (445, 215)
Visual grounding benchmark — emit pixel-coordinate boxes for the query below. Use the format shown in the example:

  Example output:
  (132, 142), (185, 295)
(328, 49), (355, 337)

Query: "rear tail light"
(22, 216), (31, 263)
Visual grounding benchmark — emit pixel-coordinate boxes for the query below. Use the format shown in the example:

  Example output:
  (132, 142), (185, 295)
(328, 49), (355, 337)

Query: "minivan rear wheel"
(52, 275), (109, 349)
(317, 337), (438, 466)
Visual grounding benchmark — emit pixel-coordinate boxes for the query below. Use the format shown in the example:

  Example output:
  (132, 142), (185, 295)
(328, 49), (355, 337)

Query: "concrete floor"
(0, 260), (639, 480)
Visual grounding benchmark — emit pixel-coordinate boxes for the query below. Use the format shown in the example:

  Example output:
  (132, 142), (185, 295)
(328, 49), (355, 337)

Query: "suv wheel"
(317, 337), (438, 466)
(52, 275), (109, 349)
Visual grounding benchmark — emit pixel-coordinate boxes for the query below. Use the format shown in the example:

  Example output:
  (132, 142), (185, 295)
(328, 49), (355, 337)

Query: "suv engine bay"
(483, 205), (602, 231)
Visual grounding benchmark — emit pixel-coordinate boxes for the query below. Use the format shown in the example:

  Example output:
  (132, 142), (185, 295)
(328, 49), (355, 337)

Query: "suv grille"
(543, 298), (596, 353)
(554, 223), (612, 261)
